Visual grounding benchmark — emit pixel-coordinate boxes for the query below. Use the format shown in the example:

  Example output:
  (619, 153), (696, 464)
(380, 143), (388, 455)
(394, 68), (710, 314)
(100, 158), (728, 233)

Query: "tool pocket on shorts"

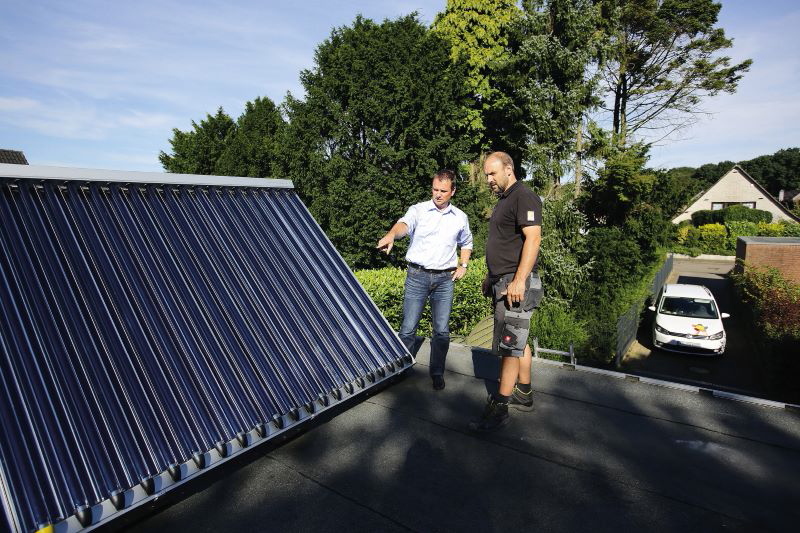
(522, 274), (544, 312)
(498, 312), (530, 352)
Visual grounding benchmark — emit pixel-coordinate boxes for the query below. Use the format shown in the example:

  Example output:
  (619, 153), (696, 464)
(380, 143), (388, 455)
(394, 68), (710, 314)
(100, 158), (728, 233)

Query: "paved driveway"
(622, 257), (769, 399)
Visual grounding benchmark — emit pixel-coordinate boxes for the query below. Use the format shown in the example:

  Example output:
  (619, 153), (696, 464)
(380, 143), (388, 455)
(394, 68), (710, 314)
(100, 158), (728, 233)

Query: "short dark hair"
(486, 151), (515, 174)
(433, 169), (457, 190)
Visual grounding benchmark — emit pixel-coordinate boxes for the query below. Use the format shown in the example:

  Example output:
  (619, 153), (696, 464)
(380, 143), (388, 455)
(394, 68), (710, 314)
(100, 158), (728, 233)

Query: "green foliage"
(354, 258), (490, 337)
(645, 167), (698, 218)
(215, 97), (286, 178)
(691, 209), (714, 226)
(530, 297), (588, 357)
(432, 0), (521, 152)
(488, 0), (606, 186)
(599, 0), (752, 144)
(581, 143), (656, 225)
(740, 147), (800, 197)
(731, 264), (800, 340)
(692, 205), (772, 226)
(160, 98), (285, 178)
(779, 221), (800, 237)
(283, 15), (475, 268)
(160, 108), (236, 174)
(539, 184), (593, 301)
(696, 223), (727, 254)
(731, 263), (800, 402)
(720, 205), (772, 223)
(726, 221), (759, 249)
(756, 222), (785, 237)
(353, 266), (407, 329)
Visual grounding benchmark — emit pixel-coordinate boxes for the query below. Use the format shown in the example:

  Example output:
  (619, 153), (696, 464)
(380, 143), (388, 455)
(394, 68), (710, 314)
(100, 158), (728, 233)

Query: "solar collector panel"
(0, 167), (410, 532)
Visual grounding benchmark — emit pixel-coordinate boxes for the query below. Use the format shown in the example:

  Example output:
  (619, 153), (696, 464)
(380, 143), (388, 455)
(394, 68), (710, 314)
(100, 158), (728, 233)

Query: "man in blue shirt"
(377, 170), (473, 390)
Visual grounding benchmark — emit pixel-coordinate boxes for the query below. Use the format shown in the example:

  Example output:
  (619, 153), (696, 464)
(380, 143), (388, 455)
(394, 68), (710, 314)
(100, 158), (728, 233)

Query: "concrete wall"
(674, 167), (795, 223)
(736, 237), (800, 283)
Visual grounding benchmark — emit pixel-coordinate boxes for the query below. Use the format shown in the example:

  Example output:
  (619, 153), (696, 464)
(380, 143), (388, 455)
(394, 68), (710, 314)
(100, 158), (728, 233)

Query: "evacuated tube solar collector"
(0, 164), (411, 532)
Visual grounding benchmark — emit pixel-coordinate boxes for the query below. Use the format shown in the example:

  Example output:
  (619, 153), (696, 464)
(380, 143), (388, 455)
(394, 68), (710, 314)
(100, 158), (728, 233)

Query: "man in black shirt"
(469, 152), (543, 432)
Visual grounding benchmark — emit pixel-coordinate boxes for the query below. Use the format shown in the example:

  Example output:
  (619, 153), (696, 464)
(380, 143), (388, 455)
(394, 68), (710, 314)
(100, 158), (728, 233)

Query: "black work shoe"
(432, 375), (445, 391)
(509, 385), (533, 411)
(468, 396), (509, 432)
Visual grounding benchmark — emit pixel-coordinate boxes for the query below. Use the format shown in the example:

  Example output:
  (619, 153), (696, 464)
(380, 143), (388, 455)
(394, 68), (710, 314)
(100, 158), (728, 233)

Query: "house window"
(711, 201), (755, 210)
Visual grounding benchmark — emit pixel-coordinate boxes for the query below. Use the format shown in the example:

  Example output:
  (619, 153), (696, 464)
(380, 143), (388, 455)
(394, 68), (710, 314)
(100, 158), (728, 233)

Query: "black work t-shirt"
(486, 181), (542, 277)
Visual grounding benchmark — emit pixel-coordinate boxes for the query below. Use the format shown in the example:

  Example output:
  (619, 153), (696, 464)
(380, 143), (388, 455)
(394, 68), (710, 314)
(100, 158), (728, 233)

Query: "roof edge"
(0, 163), (294, 189)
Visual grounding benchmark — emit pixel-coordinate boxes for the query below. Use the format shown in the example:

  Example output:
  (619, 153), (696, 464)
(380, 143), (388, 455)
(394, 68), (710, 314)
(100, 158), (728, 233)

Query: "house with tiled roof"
(0, 149), (28, 165)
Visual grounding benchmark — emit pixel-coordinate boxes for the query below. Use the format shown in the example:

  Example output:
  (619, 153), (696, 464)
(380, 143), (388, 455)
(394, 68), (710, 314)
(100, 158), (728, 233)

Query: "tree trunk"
(574, 122), (582, 198)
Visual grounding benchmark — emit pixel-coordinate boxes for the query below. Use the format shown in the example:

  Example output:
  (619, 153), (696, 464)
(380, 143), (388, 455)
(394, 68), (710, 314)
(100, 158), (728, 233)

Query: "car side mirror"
(721, 312), (730, 319)
(648, 306), (656, 312)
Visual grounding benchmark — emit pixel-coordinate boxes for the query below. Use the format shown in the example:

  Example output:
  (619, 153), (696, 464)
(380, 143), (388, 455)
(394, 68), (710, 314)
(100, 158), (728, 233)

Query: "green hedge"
(731, 264), (800, 402)
(672, 220), (800, 256)
(691, 205), (772, 226)
(530, 297), (588, 359)
(354, 258), (490, 337)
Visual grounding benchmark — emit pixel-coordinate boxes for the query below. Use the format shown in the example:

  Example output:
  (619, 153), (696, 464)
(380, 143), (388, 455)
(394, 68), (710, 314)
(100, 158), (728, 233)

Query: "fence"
(532, 337), (576, 365)
(614, 253), (674, 366)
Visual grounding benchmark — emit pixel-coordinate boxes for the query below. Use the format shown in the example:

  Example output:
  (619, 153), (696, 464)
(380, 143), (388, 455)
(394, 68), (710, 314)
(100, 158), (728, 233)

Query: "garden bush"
(691, 209), (715, 226)
(718, 204), (772, 223)
(779, 221), (800, 237)
(529, 297), (588, 359)
(691, 205), (772, 227)
(731, 263), (800, 401)
(697, 223), (727, 254)
(726, 220), (759, 249)
(354, 258), (490, 337)
(756, 222), (785, 237)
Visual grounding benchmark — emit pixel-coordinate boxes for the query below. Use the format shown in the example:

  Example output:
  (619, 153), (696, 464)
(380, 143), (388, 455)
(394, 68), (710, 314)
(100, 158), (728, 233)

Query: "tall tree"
(487, 0), (606, 188)
(160, 97), (285, 178)
(160, 108), (235, 174)
(282, 15), (475, 268)
(432, 0), (521, 153)
(215, 97), (285, 178)
(600, 0), (752, 146)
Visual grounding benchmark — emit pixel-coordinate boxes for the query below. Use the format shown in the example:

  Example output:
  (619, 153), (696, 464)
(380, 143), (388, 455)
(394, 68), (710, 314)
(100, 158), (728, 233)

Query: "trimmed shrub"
(719, 204), (772, 223)
(756, 222), (785, 237)
(726, 220), (759, 250)
(354, 266), (406, 329)
(529, 298), (588, 359)
(697, 223), (727, 253)
(691, 209), (715, 226)
(691, 205), (772, 227)
(354, 258), (490, 337)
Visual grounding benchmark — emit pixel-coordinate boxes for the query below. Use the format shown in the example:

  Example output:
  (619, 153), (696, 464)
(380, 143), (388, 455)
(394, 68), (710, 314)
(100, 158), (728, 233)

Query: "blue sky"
(1, 0), (797, 173)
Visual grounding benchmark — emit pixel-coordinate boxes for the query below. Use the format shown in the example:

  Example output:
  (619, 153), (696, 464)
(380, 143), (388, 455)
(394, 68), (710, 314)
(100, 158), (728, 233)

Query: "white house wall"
(673, 167), (794, 223)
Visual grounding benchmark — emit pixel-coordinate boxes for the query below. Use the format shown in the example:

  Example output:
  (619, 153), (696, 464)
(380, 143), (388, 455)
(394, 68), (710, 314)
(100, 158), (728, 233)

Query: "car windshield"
(660, 296), (719, 319)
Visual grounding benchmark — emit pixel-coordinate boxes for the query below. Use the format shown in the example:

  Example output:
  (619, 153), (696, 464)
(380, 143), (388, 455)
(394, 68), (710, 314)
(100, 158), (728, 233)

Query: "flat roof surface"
(120, 342), (800, 533)
(739, 236), (800, 245)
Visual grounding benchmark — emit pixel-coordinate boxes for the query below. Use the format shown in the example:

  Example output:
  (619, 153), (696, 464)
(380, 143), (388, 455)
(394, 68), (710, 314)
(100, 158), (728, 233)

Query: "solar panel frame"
(0, 165), (412, 532)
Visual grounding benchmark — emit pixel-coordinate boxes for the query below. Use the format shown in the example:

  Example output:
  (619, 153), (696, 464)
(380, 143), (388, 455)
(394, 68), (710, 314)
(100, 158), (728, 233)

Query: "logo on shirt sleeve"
(527, 210), (535, 221)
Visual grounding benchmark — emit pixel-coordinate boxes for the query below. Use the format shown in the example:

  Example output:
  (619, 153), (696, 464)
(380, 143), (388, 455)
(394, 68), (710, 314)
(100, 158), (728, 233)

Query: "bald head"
(485, 151), (515, 174)
(484, 151), (517, 194)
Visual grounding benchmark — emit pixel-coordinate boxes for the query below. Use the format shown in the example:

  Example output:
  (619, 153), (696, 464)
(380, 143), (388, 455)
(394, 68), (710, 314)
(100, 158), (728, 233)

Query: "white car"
(649, 284), (730, 355)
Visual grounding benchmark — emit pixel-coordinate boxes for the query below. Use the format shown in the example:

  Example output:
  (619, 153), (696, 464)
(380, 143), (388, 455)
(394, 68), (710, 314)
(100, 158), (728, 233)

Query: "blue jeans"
(399, 267), (454, 376)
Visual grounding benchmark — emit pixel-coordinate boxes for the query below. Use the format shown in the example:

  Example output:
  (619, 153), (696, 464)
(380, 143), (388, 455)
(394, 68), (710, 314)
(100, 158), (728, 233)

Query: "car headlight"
(655, 324), (671, 335)
(707, 331), (724, 340)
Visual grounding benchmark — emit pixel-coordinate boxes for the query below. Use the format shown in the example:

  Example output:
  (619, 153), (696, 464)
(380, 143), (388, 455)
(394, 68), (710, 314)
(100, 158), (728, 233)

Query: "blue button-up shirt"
(399, 200), (473, 270)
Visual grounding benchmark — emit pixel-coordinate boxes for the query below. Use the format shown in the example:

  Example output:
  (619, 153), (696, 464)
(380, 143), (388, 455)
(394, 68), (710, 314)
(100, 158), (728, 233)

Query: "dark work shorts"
(490, 272), (544, 357)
